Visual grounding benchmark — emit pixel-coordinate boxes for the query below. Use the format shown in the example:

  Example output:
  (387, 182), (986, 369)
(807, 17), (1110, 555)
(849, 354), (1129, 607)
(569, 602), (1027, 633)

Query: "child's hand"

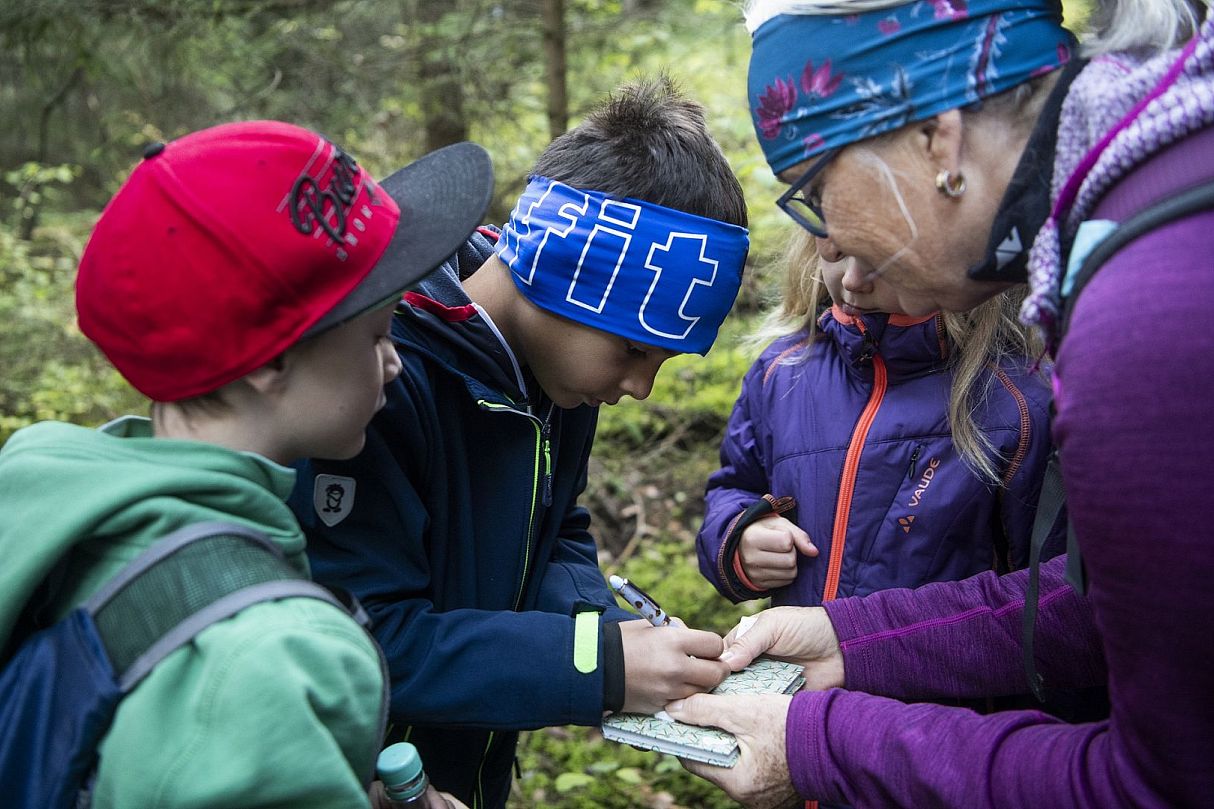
(737, 514), (817, 591)
(618, 620), (731, 714)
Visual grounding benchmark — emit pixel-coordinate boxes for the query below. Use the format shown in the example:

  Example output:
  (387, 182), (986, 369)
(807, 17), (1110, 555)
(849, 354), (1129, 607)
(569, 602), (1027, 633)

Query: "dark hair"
(531, 75), (748, 228)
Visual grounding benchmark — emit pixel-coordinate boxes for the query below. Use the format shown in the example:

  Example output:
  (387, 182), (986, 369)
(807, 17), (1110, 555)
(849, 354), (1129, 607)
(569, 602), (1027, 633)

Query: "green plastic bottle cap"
(377, 742), (424, 797)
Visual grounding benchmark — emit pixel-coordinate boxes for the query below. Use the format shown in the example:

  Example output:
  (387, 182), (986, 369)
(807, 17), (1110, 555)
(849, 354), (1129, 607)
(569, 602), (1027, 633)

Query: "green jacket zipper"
(469, 399), (554, 805)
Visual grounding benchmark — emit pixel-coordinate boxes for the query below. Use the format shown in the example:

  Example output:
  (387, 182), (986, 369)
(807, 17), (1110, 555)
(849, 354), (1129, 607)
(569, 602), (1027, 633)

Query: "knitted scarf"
(1021, 18), (1214, 345)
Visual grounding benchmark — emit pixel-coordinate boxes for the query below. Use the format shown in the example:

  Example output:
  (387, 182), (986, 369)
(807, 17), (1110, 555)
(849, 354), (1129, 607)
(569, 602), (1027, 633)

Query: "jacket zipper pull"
(907, 445), (922, 480)
(858, 331), (878, 364)
(541, 419), (553, 507)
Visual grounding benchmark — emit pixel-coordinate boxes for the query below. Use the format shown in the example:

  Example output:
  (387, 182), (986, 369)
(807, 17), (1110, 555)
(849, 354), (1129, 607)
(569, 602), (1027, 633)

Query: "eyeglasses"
(776, 147), (840, 239)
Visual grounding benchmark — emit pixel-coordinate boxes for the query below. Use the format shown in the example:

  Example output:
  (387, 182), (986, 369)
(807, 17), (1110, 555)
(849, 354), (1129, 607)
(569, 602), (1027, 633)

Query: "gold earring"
(935, 169), (966, 198)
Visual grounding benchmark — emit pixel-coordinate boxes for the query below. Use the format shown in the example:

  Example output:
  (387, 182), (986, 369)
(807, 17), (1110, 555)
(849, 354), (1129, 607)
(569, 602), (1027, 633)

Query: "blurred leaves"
(0, 214), (147, 444)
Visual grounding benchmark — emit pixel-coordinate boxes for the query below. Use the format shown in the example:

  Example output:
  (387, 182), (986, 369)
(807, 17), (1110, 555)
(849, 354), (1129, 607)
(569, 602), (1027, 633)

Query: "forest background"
(0, 1), (1089, 806)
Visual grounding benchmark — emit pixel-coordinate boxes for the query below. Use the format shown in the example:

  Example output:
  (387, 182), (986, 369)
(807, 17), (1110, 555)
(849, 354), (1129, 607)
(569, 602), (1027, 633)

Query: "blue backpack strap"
(0, 521), (388, 809)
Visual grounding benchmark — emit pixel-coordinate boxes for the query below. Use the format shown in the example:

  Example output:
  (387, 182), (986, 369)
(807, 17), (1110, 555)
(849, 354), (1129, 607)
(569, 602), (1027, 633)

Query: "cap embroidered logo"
(285, 145), (377, 260)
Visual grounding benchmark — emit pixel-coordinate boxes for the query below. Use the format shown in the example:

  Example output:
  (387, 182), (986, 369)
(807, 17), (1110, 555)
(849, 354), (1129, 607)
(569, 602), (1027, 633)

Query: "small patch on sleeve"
(314, 474), (356, 527)
(573, 611), (600, 674)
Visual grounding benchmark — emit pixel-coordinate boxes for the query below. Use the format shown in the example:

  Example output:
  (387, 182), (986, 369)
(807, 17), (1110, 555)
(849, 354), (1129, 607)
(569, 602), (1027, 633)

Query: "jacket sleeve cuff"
(601, 620), (625, 713)
(732, 551), (764, 593)
(719, 494), (797, 599)
(822, 597), (870, 689)
(786, 690), (841, 802)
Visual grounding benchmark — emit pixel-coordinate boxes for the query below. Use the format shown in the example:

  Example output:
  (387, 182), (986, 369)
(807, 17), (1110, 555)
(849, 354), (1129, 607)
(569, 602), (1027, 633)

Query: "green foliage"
(0, 214), (147, 444)
(4, 161), (80, 238)
(515, 726), (740, 809)
(597, 314), (760, 447)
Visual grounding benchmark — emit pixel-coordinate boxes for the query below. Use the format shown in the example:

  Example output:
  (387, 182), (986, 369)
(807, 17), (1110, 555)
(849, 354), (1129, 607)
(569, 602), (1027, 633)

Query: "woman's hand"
(721, 607), (844, 691)
(665, 693), (801, 809)
(737, 515), (818, 591)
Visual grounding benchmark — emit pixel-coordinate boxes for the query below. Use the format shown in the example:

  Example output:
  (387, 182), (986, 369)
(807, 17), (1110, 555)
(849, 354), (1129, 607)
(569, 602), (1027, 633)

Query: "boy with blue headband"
(289, 76), (750, 809)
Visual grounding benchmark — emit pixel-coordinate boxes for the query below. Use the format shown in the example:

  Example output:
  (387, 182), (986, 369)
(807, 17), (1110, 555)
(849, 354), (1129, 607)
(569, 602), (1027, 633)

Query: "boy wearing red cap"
(0, 121), (492, 808)
(291, 78), (750, 808)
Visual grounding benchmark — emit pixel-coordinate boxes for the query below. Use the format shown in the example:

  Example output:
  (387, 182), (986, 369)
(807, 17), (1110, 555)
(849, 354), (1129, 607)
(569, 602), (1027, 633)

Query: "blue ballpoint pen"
(608, 574), (671, 627)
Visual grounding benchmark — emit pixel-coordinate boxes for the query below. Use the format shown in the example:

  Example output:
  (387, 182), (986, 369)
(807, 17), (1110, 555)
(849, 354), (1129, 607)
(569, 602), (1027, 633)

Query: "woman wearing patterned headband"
(665, 1), (1214, 806)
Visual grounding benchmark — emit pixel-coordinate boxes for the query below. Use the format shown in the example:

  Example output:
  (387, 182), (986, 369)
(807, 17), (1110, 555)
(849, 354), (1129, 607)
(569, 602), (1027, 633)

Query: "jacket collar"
(820, 305), (948, 382)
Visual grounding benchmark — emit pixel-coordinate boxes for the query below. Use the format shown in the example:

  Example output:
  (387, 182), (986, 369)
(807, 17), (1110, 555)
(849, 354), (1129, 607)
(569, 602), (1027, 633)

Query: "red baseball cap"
(76, 120), (493, 401)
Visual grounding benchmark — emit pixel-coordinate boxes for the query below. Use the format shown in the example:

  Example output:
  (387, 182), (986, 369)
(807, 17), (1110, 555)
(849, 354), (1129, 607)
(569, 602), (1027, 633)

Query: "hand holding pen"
(608, 574), (730, 713)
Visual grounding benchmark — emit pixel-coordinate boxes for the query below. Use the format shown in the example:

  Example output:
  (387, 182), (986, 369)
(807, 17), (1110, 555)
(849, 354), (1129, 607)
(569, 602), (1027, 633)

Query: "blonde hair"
(752, 229), (1041, 485)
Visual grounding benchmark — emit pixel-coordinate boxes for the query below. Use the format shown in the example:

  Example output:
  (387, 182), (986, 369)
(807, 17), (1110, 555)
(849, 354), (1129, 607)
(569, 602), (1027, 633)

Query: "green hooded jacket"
(0, 417), (385, 808)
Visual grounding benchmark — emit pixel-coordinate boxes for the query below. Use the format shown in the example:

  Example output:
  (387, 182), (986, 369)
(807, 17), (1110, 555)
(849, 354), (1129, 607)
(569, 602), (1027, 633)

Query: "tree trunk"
(542, 0), (567, 139)
(415, 0), (468, 151)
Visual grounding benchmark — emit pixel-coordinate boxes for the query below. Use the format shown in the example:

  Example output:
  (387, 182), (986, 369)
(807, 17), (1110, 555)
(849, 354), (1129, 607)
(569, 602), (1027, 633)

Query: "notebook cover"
(600, 657), (805, 767)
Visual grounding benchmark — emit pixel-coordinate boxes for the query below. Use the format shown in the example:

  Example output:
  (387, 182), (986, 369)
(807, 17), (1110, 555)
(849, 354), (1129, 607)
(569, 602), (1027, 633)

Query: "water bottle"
(376, 742), (430, 807)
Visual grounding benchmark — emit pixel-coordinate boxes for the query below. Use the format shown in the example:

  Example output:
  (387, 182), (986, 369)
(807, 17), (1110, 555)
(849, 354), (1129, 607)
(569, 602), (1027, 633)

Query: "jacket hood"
(394, 228), (528, 402)
(0, 417), (303, 650)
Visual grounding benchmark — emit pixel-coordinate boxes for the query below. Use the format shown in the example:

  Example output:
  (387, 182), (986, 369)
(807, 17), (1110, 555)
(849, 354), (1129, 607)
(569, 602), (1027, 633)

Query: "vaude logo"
(907, 458), (941, 508)
(898, 515), (916, 533)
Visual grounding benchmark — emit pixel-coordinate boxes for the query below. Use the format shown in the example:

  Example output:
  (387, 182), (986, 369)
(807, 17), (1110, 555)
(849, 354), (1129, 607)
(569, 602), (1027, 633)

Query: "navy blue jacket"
(290, 231), (631, 809)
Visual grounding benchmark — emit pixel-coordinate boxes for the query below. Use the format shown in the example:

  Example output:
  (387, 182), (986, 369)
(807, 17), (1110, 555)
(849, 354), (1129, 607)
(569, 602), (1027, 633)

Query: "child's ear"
(243, 352), (291, 396)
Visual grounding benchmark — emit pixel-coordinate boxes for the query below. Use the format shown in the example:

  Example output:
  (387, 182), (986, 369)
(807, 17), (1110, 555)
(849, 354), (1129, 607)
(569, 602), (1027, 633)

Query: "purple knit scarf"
(1021, 18), (1214, 346)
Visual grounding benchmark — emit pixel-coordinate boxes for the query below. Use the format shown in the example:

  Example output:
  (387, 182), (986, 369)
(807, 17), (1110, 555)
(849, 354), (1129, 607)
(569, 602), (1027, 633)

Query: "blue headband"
(748, 0), (1076, 175)
(495, 176), (749, 355)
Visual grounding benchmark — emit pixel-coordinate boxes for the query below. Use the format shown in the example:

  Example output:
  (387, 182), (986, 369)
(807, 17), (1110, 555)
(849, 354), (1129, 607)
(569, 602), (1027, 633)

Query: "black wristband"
(601, 620), (625, 713)
(721, 494), (798, 597)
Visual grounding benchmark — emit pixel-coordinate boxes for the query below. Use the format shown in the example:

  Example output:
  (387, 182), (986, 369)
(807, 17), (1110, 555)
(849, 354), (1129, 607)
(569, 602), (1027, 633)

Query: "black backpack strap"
(81, 521), (345, 692)
(1026, 177), (1214, 700)
(1023, 451), (1067, 702)
(1060, 179), (1214, 339)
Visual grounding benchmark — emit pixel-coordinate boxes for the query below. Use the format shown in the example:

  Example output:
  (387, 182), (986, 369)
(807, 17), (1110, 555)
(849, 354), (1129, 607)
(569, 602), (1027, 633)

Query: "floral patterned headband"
(747, 0), (1076, 175)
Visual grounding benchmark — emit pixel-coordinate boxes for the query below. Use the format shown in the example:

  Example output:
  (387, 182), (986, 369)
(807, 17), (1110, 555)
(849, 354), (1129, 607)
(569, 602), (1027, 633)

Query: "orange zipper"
(823, 349), (888, 602)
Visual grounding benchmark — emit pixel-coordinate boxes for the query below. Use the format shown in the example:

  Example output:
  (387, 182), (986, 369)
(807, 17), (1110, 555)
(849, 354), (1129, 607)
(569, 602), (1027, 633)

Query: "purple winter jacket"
(698, 305), (1057, 606)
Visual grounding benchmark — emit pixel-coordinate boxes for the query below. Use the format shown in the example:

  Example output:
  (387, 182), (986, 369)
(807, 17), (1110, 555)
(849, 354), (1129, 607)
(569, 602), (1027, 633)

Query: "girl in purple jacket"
(698, 229), (1058, 606)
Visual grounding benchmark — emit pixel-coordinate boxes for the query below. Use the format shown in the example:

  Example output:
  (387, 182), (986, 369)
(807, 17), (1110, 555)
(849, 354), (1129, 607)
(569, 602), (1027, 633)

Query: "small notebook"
(600, 657), (805, 767)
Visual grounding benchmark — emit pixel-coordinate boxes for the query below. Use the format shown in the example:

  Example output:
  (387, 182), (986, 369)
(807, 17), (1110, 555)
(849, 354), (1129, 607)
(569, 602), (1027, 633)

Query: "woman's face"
(780, 129), (1013, 315)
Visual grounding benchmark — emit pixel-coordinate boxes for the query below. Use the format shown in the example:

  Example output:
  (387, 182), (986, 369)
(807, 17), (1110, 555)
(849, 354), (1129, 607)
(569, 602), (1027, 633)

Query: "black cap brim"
(305, 141), (493, 336)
